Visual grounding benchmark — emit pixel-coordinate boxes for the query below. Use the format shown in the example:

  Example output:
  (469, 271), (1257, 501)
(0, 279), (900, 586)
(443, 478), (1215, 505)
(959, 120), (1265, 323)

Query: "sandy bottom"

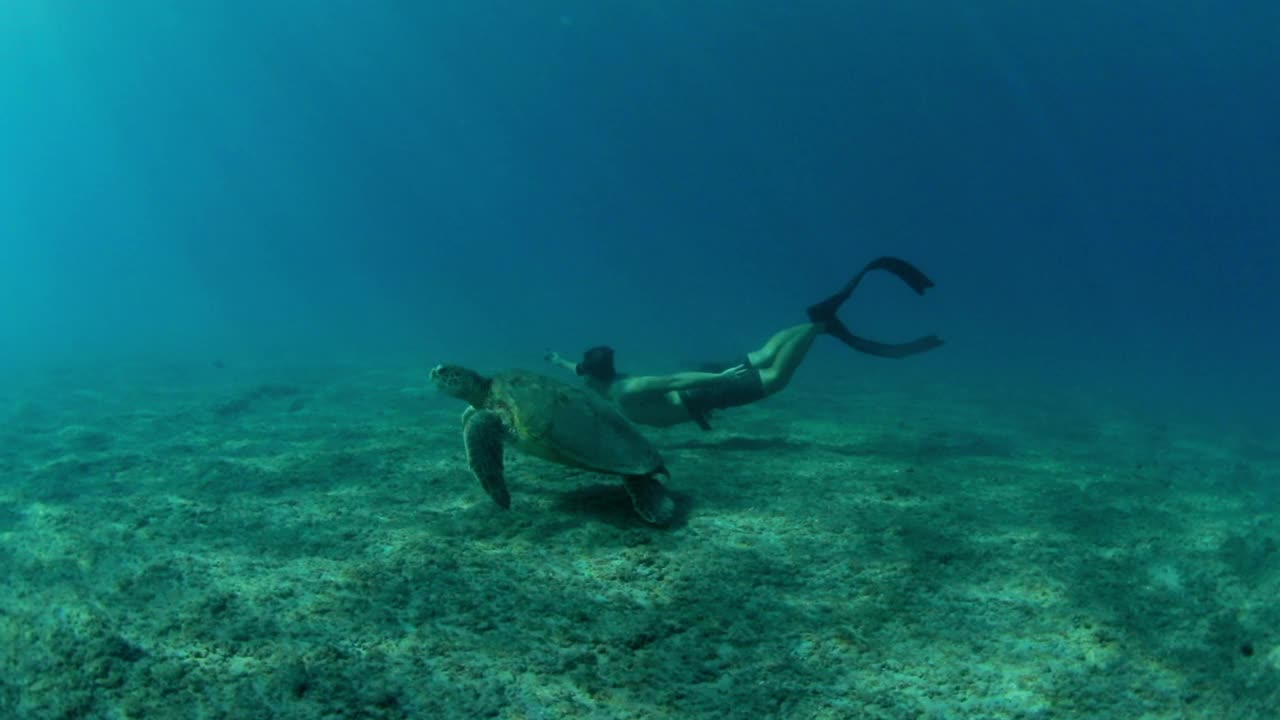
(1, 362), (1276, 719)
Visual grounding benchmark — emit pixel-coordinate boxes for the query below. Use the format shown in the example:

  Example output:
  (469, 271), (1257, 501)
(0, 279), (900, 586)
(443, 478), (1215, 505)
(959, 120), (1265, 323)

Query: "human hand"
(544, 350), (562, 364)
(717, 364), (750, 380)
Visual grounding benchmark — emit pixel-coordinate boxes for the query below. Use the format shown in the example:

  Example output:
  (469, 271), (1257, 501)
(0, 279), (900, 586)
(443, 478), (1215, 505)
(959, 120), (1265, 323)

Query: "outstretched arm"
(544, 350), (579, 375)
(620, 365), (750, 394)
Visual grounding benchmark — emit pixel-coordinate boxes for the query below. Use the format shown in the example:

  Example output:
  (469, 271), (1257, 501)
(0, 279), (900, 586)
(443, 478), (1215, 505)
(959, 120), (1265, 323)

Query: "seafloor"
(1, 361), (1276, 720)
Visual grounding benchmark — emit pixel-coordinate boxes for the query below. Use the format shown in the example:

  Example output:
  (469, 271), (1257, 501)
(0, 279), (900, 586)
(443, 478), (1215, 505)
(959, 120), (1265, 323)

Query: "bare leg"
(750, 324), (823, 396)
(746, 324), (814, 368)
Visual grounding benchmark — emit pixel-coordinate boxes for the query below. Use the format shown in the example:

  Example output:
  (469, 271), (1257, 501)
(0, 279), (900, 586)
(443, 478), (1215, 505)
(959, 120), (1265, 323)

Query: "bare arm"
(543, 350), (579, 375)
(619, 365), (750, 394)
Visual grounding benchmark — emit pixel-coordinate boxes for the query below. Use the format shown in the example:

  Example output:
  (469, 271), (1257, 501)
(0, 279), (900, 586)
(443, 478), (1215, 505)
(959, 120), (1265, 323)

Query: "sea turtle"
(429, 363), (675, 524)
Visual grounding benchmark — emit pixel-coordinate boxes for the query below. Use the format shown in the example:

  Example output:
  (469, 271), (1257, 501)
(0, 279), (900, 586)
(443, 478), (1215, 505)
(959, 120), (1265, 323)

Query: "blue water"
(2, 1), (1277, 427)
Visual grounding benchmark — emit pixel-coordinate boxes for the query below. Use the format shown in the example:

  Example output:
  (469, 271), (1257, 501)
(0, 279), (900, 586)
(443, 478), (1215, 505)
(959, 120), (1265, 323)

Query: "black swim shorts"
(679, 356), (766, 431)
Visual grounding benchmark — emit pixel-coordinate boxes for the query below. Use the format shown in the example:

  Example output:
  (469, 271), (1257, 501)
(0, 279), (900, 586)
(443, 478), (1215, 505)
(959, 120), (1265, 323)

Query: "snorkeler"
(544, 256), (943, 430)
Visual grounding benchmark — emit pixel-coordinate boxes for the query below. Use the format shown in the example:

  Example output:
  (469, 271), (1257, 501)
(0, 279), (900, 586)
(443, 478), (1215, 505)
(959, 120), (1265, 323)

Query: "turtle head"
(430, 364), (492, 405)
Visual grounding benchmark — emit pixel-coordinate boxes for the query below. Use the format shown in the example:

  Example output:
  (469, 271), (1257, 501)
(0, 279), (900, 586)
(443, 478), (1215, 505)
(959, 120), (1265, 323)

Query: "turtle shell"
(487, 370), (664, 475)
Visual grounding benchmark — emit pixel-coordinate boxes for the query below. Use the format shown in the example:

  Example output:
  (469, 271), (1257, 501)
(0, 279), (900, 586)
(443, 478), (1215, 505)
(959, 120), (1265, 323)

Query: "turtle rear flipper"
(464, 409), (511, 509)
(624, 471), (675, 525)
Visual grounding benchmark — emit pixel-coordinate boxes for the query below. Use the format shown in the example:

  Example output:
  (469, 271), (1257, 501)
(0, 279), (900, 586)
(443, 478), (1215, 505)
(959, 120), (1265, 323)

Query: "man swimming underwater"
(545, 256), (943, 430)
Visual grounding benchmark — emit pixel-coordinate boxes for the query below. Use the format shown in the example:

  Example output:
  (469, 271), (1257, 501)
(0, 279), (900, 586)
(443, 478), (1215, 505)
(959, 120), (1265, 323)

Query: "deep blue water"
(2, 1), (1277, 426)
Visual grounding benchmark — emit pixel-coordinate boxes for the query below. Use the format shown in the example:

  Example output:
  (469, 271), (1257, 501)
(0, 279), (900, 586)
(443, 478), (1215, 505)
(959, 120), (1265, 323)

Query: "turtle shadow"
(551, 482), (694, 530)
(670, 431), (1013, 461)
(667, 435), (807, 454)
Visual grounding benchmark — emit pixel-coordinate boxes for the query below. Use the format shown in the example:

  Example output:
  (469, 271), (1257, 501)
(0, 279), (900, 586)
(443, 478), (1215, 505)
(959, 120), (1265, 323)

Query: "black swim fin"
(860, 256), (935, 296)
(808, 256), (942, 359)
(807, 256), (936, 324)
(825, 318), (944, 358)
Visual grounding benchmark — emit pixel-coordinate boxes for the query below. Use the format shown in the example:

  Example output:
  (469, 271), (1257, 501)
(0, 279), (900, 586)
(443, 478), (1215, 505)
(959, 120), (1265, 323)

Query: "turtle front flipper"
(463, 409), (511, 509)
(623, 470), (675, 525)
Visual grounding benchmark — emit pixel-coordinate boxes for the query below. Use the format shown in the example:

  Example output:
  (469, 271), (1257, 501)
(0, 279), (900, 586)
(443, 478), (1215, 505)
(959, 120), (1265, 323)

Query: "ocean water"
(2, 2), (1277, 718)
